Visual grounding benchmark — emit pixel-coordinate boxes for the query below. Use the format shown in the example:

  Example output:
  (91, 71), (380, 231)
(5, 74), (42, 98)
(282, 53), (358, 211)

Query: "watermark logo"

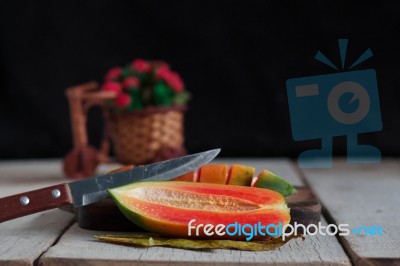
(188, 219), (384, 241)
(286, 39), (382, 168)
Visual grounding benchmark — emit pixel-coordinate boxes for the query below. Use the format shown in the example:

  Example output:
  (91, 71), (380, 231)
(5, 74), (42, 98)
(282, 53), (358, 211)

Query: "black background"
(0, 0), (399, 159)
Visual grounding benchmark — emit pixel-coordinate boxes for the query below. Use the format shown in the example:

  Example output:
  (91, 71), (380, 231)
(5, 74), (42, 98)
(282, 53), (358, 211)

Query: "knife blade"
(0, 149), (220, 222)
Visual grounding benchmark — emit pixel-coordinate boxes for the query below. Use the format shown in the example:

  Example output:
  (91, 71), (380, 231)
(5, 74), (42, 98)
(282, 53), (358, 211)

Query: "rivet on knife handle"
(0, 184), (73, 223)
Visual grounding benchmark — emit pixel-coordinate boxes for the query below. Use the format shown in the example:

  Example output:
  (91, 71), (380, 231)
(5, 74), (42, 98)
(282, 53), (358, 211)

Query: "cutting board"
(76, 187), (320, 231)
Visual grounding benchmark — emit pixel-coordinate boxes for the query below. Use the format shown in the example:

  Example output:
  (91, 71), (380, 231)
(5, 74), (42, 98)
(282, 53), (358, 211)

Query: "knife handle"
(0, 183), (73, 222)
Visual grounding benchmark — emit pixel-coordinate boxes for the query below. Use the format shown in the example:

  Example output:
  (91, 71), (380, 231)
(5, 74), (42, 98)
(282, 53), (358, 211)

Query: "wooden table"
(0, 158), (399, 265)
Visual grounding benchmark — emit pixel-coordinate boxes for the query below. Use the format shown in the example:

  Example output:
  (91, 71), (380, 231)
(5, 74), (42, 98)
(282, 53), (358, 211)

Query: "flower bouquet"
(101, 59), (189, 111)
(101, 59), (190, 165)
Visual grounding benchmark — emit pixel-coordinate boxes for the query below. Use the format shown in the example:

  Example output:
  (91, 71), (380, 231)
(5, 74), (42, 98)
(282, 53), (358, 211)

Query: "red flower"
(105, 67), (122, 80)
(101, 81), (122, 94)
(131, 59), (151, 73)
(123, 77), (140, 89)
(165, 72), (184, 92)
(114, 93), (132, 108)
(155, 64), (171, 80)
(155, 65), (184, 92)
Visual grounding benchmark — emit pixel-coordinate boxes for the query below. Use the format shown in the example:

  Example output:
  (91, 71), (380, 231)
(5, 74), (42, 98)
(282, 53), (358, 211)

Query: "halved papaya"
(227, 164), (255, 186)
(109, 181), (290, 240)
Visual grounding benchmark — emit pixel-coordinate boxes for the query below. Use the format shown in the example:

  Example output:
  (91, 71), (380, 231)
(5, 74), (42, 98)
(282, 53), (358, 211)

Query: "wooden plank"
(300, 159), (400, 265)
(40, 159), (350, 266)
(0, 160), (67, 196)
(0, 160), (75, 266)
(0, 211), (74, 266)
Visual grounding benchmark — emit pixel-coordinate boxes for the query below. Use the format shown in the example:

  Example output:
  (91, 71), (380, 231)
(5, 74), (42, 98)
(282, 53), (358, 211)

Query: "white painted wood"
(0, 160), (75, 265)
(40, 219), (350, 266)
(0, 210), (74, 266)
(0, 159), (67, 196)
(301, 159), (400, 265)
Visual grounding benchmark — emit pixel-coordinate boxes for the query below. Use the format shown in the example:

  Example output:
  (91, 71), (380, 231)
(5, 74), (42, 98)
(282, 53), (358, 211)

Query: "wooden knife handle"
(0, 183), (73, 222)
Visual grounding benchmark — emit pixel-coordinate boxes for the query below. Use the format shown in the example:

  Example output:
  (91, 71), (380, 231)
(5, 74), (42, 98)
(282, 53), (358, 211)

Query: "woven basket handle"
(65, 81), (116, 163)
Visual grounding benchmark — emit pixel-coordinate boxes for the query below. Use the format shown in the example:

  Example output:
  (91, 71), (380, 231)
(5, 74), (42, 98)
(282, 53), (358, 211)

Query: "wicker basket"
(63, 82), (188, 179)
(106, 106), (187, 165)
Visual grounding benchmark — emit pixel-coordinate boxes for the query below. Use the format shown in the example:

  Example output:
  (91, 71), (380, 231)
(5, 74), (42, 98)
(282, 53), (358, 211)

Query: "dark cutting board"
(76, 187), (321, 231)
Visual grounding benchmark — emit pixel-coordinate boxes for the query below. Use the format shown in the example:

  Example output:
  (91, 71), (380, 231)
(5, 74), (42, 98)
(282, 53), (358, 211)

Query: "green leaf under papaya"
(95, 233), (302, 251)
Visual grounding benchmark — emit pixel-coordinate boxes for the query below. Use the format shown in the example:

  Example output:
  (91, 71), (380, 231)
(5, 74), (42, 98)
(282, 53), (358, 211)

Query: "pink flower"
(114, 93), (132, 108)
(155, 64), (171, 80)
(165, 72), (184, 92)
(101, 81), (122, 94)
(131, 59), (151, 73)
(123, 77), (140, 89)
(105, 67), (122, 80)
(154, 64), (184, 92)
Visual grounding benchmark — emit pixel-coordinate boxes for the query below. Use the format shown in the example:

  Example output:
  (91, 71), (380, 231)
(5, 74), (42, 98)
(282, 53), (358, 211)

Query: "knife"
(0, 149), (220, 223)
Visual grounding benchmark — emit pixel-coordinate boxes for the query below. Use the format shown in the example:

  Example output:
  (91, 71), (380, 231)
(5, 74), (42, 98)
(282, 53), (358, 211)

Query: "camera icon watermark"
(286, 39), (382, 168)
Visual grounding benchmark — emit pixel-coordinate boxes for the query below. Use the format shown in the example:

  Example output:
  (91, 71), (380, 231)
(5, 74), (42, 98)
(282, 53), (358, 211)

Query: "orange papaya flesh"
(172, 171), (196, 182)
(198, 164), (227, 184)
(252, 170), (297, 197)
(109, 181), (290, 240)
(227, 164), (255, 186)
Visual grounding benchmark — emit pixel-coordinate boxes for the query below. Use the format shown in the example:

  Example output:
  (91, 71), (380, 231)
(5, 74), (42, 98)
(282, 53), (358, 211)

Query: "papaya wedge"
(109, 181), (290, 240)
(198, 164), (227, 184)
(227, 164), (255, 186)
(252, 170), (297, 197)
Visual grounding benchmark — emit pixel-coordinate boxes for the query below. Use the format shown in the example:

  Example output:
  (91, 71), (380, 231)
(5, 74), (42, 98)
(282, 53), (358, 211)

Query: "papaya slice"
(109, 181), (290, 240)
(252, 170), (297, 197)
(227, 164), (255, 186)
(198, 164), (227, 184)
(106, 164), (296, 197)
(172, 171), (196, 182)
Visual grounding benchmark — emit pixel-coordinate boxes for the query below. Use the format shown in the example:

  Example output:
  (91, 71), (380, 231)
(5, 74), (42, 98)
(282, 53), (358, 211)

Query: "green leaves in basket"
(128, 88), (143, 110)
(95, 234), (301, 251)
(154, 82), (174, 106)
(140, 87), (153, 106)
(173, 91), (191, 105)
(121, 66), (135, 78)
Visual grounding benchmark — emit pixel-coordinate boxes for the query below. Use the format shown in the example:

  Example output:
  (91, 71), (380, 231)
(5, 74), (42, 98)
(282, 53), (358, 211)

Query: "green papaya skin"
(253, 170), (297, 197)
